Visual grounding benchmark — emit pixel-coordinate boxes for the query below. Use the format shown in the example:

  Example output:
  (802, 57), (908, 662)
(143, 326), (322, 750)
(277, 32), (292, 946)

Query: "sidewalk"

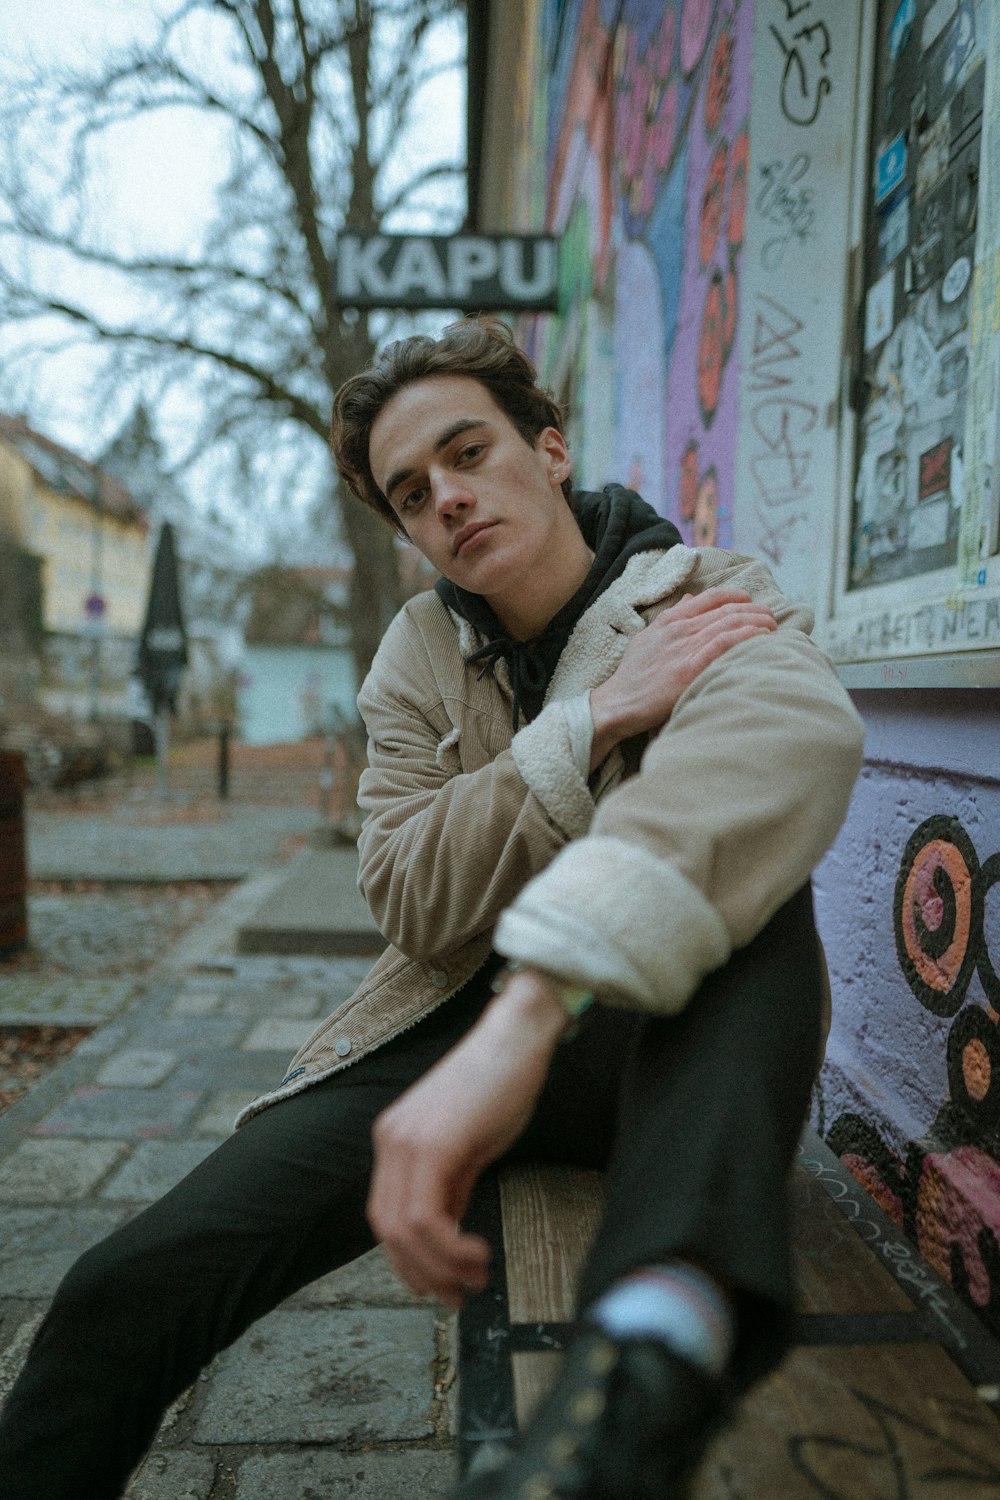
(4, 810), (1000, 1495)
(0, 863), (457, 1500)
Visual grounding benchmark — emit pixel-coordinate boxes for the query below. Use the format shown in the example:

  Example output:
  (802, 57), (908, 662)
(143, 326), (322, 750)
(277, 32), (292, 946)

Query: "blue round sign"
(85, 593), (106, 618)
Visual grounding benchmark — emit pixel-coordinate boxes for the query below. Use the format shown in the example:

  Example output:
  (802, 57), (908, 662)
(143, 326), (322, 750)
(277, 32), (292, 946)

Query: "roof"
(243, 565), (349, 648)
(0, 414), (144, 526)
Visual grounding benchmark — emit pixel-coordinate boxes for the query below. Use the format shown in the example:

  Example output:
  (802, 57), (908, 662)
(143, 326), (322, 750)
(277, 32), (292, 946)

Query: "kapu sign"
(335, 233), (559, 311)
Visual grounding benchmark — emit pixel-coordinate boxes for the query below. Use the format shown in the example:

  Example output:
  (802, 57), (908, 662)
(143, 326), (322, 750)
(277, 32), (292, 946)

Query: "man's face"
(369, 375), (583, 630)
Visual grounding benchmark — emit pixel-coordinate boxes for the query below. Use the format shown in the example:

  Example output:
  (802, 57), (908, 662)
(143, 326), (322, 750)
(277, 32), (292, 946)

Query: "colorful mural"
(817, 767), (1000, 1338)
(493, 0), (1000, 1356)
(517, 0), (752, 546)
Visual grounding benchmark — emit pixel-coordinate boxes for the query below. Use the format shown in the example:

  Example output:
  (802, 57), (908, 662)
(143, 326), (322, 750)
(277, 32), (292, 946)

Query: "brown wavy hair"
(331, 315), (569, 534)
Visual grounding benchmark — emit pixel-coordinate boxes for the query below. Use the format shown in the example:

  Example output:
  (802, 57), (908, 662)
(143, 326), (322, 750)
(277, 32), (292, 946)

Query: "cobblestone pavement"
(0, 742), (460, 1496)
(0, 942), (458, 1498)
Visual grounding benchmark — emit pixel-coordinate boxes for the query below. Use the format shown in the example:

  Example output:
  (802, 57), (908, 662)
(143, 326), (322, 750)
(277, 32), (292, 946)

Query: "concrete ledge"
(236, 847), (386, 957)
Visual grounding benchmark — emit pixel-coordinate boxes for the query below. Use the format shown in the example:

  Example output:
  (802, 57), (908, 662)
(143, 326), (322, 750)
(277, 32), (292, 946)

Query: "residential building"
(0, 415), (148, 716)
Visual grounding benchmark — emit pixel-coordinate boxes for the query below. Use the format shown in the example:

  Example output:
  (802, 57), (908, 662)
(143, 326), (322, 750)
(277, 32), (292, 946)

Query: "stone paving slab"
(0, 1137), (129, 1202)
(0, 1206), (128, 1295)
(168, 1052), (285, 1095)
(237, 848), (386, 957)
(96, 1048), (178, 1088)
(0, 1310), (44, 1406)
(33, 1085), (204, 1139)
(27, 804), (320, 882)
(125, 1451), (217, 1500)
(228, 1448), (455, 1498)
(101, 1139), (218, 1202)
(192, 1306), (439, 1443)
(241, 1017), (320, 1053)
(123, 1016), (250, 1053)
(292, 1247), (425, 1309)
(167, 987), (324, 1019)
(0, 977), (139, 1026)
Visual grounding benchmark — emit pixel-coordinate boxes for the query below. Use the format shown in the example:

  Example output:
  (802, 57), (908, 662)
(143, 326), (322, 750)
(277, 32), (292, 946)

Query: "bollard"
(218, 720), (231, 801)
(0, 750), (28, 958)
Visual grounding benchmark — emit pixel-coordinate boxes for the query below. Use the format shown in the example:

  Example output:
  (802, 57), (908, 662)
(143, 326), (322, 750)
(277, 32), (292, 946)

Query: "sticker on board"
(876, 132), (907, 204)
(878, 191), (909, 268)
(942, 255), (971, 303)
(890, 0), (917, 61)
(916, 109), (951, 201)
(865, 268), (896, 350)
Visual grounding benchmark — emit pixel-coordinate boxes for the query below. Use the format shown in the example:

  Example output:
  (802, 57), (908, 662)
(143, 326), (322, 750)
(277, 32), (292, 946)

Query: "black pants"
(0, 884), (822, 1499)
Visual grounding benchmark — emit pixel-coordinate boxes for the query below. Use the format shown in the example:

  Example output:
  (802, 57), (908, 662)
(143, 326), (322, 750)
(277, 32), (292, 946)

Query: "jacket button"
(431, 970), (449, 989)
(334, 1037), (352, 1057)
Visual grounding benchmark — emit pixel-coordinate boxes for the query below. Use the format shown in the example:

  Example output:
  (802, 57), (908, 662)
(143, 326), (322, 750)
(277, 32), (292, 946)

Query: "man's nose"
(431, 469), (474, 516)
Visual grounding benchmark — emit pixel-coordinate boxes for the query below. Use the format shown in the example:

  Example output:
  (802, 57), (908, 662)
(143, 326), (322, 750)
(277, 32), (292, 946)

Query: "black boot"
(453, 1325), (732, 1500)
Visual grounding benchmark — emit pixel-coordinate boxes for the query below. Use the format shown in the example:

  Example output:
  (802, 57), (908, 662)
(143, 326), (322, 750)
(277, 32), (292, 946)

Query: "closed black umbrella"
(137, 521), (188, 714)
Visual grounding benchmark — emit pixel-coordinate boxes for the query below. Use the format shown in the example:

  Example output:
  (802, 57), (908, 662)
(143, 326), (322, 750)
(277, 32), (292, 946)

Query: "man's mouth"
(453, 521), (497, 556)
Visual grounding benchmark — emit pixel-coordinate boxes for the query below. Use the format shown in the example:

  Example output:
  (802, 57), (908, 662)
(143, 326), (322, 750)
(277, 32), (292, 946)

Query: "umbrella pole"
(154, 708), (170, 798)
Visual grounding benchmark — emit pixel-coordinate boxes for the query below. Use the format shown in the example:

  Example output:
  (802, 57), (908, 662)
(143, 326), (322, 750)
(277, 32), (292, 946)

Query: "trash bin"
(0, 750), (28, 957)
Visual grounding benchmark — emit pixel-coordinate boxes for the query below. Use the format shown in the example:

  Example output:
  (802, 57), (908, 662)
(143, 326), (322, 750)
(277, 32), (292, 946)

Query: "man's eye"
(400, 487), (427, 512)
(458, 443), (485, 464)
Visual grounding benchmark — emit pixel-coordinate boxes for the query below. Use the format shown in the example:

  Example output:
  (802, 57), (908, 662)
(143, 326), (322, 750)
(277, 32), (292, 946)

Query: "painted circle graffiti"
(894, 815), (983, 1017)
(728, 129), (749, 248)
(699, 142), (728, 267)
(693, 467), (719, 546)
(705, 24), (733, 135)
(723, 261), (737, 359)
(977, 852), (1000, 1010)
(680, 0), (714, 77)
(697, 267), (725, 424)
(679, 441), (699, 521)
(947, 1005), (1000, 1134)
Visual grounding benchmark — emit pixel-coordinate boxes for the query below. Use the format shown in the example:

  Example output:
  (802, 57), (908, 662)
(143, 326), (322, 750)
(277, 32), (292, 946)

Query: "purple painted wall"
(522, 0), (752, 546)
(814, 691), (1000, 1330)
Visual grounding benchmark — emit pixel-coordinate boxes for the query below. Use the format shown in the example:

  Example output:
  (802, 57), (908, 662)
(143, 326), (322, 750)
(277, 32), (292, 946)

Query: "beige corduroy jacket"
(237, 543), (863, 1126)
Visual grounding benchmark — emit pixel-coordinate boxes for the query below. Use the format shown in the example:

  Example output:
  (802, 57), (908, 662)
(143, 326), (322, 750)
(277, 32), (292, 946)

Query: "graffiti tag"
(789, 1387), (1000, 1497)
(769, 1), (833, 127)
(745, 294), (815, 564)
(799, 1154), (972, 1350)
(756, 154), (816, 268)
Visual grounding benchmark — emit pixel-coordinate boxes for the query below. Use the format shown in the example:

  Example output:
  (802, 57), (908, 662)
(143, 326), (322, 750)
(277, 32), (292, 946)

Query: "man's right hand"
(588, 586), (777, 770)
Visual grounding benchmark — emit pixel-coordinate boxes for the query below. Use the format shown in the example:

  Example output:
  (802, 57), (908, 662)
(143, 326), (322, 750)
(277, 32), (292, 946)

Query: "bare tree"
(0, 0), (465, 687)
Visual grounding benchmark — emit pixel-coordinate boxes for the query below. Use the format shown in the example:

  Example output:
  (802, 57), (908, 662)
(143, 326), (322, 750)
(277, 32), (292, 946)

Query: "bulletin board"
(849, 0), (983, 593)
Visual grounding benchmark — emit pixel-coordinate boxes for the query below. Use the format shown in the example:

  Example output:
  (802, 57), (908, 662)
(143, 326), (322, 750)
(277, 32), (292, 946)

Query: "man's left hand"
(367, 970), (569, 1306)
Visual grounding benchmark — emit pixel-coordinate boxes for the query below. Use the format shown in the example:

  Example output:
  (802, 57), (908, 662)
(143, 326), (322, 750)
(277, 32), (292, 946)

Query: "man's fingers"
(683, 622), (776, 675)
(666, 586), (753, 618)
(367, 1137), (492, 1304)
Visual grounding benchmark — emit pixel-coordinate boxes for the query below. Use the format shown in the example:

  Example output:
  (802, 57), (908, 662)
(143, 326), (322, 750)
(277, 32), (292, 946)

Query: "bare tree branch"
(0, 0), (464, 683)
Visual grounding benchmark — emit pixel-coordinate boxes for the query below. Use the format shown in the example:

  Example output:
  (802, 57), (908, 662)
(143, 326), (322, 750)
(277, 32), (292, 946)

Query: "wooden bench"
(455, 1135), (1000, 1491)
(456, 1162), (603, 1477)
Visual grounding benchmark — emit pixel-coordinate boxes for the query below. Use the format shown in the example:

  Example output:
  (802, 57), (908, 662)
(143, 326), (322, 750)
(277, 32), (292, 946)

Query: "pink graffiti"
(917, 1146), (1000, 1307)
(614, 15), (679, 219)
(681, 0), (714, 76)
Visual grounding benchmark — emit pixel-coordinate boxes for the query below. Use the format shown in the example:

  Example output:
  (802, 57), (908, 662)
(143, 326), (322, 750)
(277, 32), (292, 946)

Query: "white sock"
(589, 1263), (735, 1376)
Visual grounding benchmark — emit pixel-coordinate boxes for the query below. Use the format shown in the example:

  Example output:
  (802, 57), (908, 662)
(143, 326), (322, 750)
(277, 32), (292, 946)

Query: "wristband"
(492, 960), (596, 1020)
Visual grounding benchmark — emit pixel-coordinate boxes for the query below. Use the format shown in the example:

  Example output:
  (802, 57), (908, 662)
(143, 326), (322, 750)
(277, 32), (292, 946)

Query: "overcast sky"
(0, 2), (464, 557)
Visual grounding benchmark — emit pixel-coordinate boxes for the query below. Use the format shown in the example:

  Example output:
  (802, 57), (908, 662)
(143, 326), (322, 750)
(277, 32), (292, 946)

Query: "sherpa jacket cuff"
(494, 834), (732, 1013)
(511, 693), (595, 839)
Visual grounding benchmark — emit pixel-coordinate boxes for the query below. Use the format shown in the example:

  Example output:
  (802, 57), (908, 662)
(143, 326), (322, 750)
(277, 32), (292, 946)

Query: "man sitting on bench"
(0, 316), (863, 1500)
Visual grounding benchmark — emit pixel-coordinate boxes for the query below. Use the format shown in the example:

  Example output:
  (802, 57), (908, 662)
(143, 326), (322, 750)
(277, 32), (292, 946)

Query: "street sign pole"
(154, 706), (170, 798)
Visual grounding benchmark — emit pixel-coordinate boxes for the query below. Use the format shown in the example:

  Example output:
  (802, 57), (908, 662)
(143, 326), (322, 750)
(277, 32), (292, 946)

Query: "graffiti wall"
(492, 0), (1000, 1344)
(513, 0), (753, 548)
(814, 691), (1000, 1336)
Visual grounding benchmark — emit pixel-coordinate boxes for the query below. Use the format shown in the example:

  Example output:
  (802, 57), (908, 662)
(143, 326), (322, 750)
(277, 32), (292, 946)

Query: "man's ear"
(536, 425), (571, 484)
